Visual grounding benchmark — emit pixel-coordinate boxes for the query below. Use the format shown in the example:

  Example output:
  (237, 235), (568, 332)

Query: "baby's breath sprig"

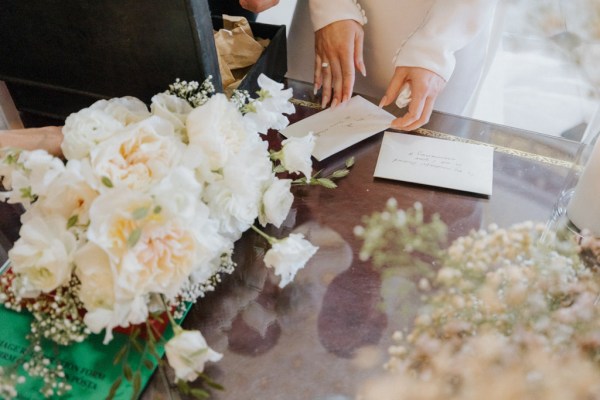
(167, 77), (216, 108)
(354, 199), (447, 272)
(292, 157), (355, 189)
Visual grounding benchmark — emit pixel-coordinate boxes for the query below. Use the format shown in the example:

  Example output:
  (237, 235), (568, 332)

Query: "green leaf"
(190, 388), (210, 399)
(101, 176), (114, 188)
(66, 215), (79, 229)
(330, 169), (350, 179)
(113, 344), (128, 366)
(153, 205), (162, 214)
(106, 377), (122, 400)
(177, 380), (190, 394)
(316, 178), (338, 189)
(345, 156), (355, 168)
(132, 371), (142, 398)
(127, 228), (142, 248)
(132, 207), (149, 220)
(19, 186), (35, 200)
(273, 164), (286, 174)
(143, 358), (155, 370)
(131, 338), (144, 353)
(123, 364), (133, 381)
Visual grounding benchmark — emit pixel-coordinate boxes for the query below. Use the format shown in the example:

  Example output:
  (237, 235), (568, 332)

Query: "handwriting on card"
(393, 151), (466, 174)
(374, 131), (493, 196)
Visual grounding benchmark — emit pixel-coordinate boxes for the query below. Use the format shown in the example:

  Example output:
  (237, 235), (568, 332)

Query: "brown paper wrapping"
(214, 15), (270, 94)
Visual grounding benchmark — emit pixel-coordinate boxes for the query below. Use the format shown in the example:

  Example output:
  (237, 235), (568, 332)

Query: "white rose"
(165, 329), (222, 382)
(61, 108), (124, 160)
(186, 94), (249, 170)
(264, 233), (318, 288)
(151, 93), (194, 142)
(9, 210), (77, 293)
(90, 116), (183, 190)
(280, 133), (315, 179)
(259, 177), (293, 228)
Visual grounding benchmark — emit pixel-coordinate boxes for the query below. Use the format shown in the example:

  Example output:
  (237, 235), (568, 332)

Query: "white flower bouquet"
(0, 74), (320, 399)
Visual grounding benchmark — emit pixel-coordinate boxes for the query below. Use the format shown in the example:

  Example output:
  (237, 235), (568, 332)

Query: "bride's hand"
(379, 66), (446, 131)
(238, 0), (279, 13)
(314, 19), (365, 109)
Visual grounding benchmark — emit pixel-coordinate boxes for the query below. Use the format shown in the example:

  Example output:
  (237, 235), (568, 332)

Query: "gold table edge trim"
(290, 98), (575, 169)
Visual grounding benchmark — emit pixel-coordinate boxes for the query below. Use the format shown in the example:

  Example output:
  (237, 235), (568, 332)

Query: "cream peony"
(165, 329), (222, 382)
(264, 233), (318, 288)
(90, 116), (184, 190)
(85, 189), (198, 299)
(280, 133), (315, 179)
(74, 242), (116, 311)
(259, 177), (293, 228)
(37, 160), (99, 225)
(9, 211), (77, 293)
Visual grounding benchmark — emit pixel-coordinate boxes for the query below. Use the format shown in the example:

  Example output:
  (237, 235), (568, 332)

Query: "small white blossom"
(165, 329), (222, 381)
(264, 233), (318, 288)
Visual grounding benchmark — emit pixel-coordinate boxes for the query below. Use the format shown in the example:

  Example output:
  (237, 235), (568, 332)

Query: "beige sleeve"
(307, 0), (367, 31)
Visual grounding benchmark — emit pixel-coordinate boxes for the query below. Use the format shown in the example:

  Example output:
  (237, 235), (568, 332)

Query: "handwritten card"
(281, 96), (394, 161)
(374, 132), (494, 196)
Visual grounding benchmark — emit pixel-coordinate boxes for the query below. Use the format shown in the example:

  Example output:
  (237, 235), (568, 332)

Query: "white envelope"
(281, 96), (395, 161)
(374, 131), (494, 196)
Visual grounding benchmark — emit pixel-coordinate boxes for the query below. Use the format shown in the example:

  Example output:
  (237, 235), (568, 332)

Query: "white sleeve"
(307, 0), (367, 31)
(393, 0), (498, 81)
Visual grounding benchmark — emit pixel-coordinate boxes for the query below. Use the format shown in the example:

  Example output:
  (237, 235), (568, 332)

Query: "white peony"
(165, 329), (222, 382)
(264, 233), (318, 288)
(186, 93), (249, 171)
(259, 177), (293, 228)
(151, 92), (194, 142)
(9, 210), (77, 293)
(61, 107), (124, 160)
(90, 116), (184, 190)
(280, 133), (315, 179)
(90, 96), (151, 126)
(0, 149), (65, 208)
(202, 136), (272, 239)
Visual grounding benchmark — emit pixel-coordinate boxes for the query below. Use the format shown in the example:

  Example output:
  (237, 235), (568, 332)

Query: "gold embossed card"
(374, 131), (494, 196)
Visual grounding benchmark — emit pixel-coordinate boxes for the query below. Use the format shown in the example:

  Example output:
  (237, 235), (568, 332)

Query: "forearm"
(0, 127), (63, 157)
(393, 0), (498, 81)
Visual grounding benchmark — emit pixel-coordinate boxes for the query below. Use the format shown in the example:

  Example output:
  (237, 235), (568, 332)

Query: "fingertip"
(331, 98), (339, 109)
(378, 95), (388, 108)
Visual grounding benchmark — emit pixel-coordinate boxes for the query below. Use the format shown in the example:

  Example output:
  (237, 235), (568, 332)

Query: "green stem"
(251, 225), (277, 245)
(160, 295), (181, 335)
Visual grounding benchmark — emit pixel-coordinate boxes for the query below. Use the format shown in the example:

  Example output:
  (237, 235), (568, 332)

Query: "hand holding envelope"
(282, 95), (494, 196)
